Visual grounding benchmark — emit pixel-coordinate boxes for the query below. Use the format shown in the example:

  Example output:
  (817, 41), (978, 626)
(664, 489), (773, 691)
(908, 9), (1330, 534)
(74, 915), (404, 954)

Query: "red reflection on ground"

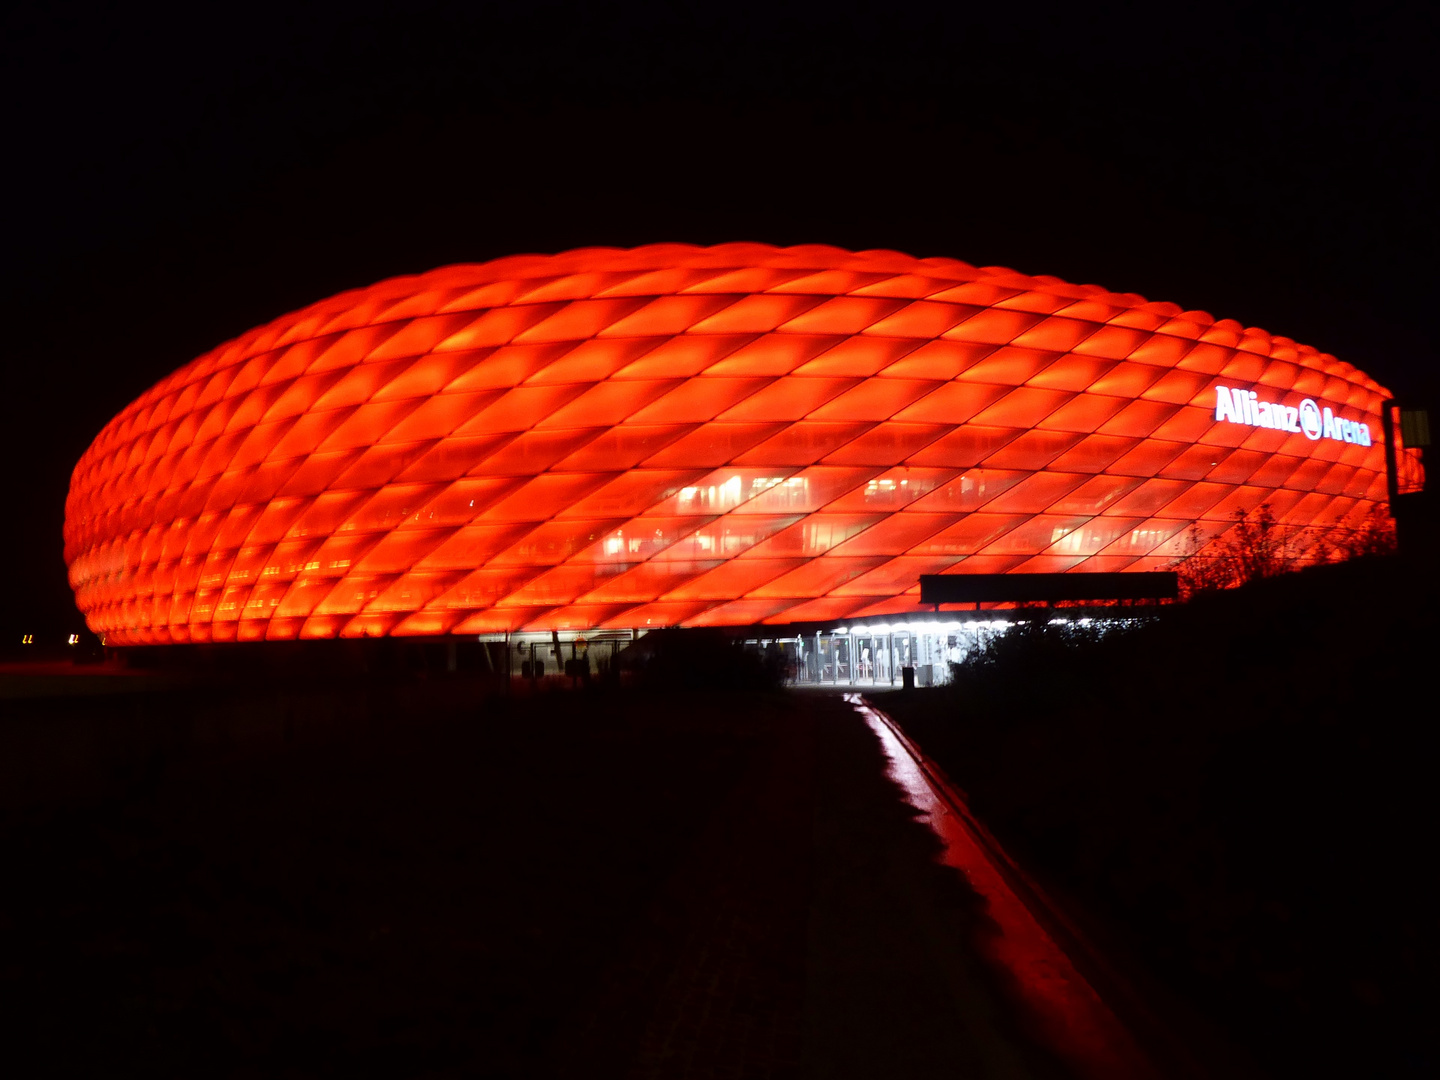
(848, 693), (1159, 1079)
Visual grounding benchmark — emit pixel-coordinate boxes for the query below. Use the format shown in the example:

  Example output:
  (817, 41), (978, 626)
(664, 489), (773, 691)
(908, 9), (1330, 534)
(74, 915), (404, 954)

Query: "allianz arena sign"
(1213, 384), (1373, 446)
(64, 244), (1409, 644)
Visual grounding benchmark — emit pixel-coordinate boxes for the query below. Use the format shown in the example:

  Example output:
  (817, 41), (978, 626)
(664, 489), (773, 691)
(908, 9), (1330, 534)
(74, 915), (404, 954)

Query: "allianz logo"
(1214, 384), (1372, 446)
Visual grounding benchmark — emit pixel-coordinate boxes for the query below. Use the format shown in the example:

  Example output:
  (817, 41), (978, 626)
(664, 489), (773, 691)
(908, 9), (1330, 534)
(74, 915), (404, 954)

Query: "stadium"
(64, 243), (1417, 674)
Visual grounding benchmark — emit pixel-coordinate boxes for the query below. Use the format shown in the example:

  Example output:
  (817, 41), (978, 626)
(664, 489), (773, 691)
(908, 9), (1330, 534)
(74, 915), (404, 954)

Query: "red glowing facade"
(65, 244), (1412, 644)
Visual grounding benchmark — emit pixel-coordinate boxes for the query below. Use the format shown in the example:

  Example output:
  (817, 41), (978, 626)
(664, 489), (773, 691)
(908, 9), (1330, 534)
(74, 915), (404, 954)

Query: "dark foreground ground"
(879, 555), (1439, 1080)
(0, 674), (1071, 1079)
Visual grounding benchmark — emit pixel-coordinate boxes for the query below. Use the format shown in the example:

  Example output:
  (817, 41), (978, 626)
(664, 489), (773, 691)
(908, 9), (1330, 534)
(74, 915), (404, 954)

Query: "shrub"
(621, 628), (787, 692)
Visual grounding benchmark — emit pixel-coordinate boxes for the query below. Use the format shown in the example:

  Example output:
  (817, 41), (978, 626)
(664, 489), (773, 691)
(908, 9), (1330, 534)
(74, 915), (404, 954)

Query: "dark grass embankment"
(0, 670), (781, 1077)
(879, 556), (1438, 1078)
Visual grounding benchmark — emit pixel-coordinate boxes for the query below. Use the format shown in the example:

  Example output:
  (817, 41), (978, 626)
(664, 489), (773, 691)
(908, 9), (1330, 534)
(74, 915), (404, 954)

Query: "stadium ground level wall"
(104, 608), (1155, 690)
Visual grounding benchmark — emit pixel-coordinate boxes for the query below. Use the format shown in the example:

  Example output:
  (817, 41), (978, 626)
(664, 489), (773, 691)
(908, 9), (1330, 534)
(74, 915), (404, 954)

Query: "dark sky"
(3, 0), (1436, 635)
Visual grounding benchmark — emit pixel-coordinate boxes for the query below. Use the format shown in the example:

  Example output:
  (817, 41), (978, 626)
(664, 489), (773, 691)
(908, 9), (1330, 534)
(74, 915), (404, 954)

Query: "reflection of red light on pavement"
(848, 693), (1160, 1079)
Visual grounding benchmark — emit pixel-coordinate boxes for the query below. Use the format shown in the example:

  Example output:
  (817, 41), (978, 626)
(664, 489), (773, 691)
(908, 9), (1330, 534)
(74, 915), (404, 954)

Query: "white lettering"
(1214, 385), (1368, 446)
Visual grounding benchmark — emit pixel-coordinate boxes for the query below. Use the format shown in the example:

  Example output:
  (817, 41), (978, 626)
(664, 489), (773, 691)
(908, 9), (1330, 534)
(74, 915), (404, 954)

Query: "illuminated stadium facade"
(64, 244), (1419, 646)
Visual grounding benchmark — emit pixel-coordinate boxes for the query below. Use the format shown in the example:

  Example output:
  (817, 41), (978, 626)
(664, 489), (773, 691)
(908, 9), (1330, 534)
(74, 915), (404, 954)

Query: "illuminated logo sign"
(1214, 385), (1370, 446)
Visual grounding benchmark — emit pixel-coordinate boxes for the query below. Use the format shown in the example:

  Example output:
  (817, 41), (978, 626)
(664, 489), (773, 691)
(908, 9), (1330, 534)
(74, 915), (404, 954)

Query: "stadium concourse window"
(747, 620), (1016, 688)
(493, 629), (636, 683)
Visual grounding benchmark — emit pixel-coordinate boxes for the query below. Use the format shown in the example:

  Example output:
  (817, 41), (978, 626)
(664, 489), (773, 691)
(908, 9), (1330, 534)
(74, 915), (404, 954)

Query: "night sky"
(4, 1), (1436, 638)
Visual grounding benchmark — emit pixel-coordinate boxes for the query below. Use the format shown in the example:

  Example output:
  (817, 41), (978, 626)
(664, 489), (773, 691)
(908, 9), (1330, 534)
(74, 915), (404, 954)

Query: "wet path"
(549, 691), (1117, 1079)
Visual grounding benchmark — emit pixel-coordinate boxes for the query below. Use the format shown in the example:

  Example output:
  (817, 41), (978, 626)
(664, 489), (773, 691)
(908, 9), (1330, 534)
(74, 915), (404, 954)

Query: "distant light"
(21, 633), (33, 644)
(68, 634), (79, 645)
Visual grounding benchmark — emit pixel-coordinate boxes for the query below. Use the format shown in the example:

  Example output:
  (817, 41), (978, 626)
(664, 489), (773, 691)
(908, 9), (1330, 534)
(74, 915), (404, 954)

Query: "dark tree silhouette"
(1175, 503), (1395, 597)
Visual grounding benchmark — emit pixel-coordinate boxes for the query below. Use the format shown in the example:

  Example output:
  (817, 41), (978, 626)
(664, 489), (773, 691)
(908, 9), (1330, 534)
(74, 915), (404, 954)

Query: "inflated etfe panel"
(65, 243), (1395, 643)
